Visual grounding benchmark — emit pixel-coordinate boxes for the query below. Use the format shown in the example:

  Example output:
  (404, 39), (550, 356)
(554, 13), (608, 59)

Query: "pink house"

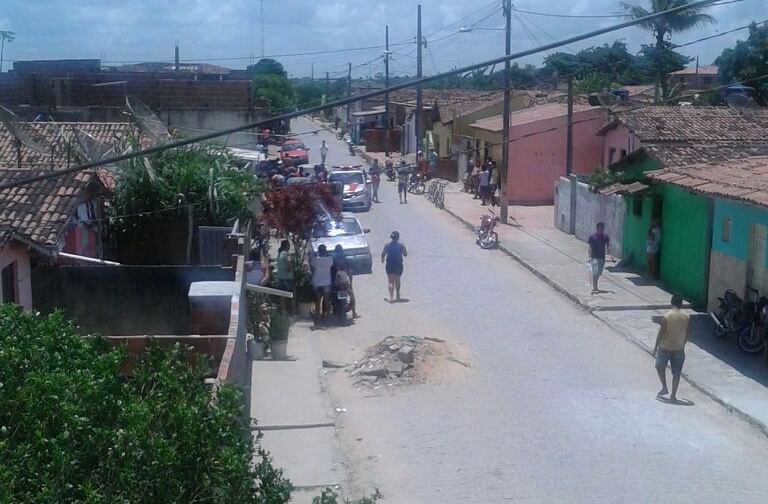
(470, 103), (604, 205)
(0, 169), (106, 309)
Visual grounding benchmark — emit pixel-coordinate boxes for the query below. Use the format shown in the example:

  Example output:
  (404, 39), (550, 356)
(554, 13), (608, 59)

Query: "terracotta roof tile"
(470, 103), (601, 132)
(0, 121), (141, 169)
(647, 155), (768, 207)
(0, 169), (99, 248)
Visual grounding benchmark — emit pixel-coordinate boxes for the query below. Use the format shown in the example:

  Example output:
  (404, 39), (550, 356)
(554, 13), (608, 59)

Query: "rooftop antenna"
(726, 92), (757, 117)
(0, 105), (55, 169)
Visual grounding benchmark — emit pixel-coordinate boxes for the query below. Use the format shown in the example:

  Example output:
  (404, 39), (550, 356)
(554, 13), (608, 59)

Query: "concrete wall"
(32, 265), (234, 335)
(0, 243), (33, 310)
(708, 249), (747, 312)
(162, 109), (262, 149)
(554, 176), (625, 259)
(507, 108), (604, 205)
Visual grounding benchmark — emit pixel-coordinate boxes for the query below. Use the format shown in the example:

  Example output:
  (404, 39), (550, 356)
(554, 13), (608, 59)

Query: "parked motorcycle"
(407, 172), (426, 195)
(710, 289), (748, 337)
(738, 296), (768, 354)
(475, 210), (500, 249)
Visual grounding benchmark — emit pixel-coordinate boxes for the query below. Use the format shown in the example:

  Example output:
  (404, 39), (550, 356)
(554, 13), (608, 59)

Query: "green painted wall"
(624, 184), (711, 305)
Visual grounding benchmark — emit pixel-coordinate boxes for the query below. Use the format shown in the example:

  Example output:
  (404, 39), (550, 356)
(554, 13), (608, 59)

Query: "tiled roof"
(647, 156), (768, 207)
(0, 169), (99, 249)
(609, 106), (768, 143)
(388, 89), (506, 118)
(0, 121), (140, 169)
(470, 103), (601, 132)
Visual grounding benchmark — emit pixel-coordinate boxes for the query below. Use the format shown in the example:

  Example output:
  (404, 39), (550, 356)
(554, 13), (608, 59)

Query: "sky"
(0, 0), (763, 79)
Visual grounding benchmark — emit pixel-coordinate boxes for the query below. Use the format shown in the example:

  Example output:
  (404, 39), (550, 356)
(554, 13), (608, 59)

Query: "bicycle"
(426, 179), (439, 202)
(434, 182), (446, 209)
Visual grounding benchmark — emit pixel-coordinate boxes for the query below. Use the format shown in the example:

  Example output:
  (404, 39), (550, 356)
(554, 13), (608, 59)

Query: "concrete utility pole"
(500, 0), (512, 223)
(415, 4), (423, 155)
(566, 76), (574, 177)
(346, 62), (352, 129)
(385, 24), (391, 157)
(259, 0), (265, 59)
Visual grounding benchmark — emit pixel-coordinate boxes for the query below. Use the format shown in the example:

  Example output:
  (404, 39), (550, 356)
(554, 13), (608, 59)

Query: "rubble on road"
(345, 335), (436, 388)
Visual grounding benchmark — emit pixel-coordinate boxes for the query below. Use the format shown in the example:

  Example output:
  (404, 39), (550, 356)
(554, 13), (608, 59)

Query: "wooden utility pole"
(385, 25), (391, 157)
(500, 0), (512, 223)
(415, 4), (423, 155)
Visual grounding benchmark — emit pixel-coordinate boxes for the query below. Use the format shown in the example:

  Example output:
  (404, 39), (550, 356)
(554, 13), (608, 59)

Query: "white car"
(328, 168), (372, 212)
(310, 213), (372, 275)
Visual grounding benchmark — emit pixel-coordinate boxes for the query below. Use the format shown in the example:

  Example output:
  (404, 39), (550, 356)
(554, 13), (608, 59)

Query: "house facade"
(471, 103), (604, 205)
(597, 106), (768, 306)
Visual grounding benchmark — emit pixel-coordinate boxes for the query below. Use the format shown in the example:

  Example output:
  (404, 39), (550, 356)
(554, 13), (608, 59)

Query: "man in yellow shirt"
(653, 295), (690, 402)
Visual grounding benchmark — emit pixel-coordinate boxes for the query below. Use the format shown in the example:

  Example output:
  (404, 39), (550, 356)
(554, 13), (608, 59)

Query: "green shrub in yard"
(0, 304), (291, 504)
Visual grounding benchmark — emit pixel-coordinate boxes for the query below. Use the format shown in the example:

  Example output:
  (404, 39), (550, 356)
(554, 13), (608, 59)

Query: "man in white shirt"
(320, 140), (329, 165)
(310, 244), (334, 324)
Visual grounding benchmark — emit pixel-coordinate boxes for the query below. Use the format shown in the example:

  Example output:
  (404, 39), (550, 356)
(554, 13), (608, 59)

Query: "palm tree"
(622, 0), (715, 100)
(0, 30), (15, 73)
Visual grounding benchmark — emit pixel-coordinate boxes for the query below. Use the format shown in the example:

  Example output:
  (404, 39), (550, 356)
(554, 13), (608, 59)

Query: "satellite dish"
(125, 97), (171, 145)
(0, 105), (55, 167)
(71, 126), (117, 163)
(597, 92), (619, 109)
(726, 93), (757, 116)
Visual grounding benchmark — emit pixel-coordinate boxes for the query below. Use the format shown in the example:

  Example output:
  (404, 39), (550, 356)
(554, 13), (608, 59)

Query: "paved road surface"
(291, 117), (768, 504)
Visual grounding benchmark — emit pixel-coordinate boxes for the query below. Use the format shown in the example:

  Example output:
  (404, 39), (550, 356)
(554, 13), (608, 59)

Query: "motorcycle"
(331, 271), (352, 325)
(738, 296), (768, 354)
(347, 140), (356, 156)
(407, 172), (426, 195)
(385, 160), (396, 181)
(475, 210), (500, 249)
(710, 289), (748, 337)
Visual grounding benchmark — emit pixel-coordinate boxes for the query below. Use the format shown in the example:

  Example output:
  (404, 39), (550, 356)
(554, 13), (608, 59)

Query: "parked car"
(328, 167), (371, 212)
(310, 213), (372, 275)
(280, 138), (310, 166)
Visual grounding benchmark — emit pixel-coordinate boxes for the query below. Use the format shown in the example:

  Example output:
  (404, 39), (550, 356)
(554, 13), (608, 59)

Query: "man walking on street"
(320, 140), (329, 165)
(653, 295), (690, 402)
(370, 159), (381, 203)
(381, 231), (408, 302)
(588, 222), (612, 294)
(397, 161), (410, 204)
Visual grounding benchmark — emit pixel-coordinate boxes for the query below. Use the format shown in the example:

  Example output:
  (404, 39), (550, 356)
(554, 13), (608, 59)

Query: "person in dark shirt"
(381, 231), (408, 302)
(587, 222), (612, 294)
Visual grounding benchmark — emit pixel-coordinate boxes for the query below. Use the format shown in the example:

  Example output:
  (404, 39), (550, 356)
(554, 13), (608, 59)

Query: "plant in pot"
(268, 308), (292, 360)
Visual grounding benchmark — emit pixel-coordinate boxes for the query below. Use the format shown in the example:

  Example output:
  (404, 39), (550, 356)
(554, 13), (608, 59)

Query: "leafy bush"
(0, 304), (292, 504)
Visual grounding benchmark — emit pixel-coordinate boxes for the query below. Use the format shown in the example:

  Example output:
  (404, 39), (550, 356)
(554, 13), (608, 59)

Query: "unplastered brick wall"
(156, 80), (251, 109)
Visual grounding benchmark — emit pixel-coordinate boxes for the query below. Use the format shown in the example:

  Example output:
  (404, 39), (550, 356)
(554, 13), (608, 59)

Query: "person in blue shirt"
(381, 231), (408, 302)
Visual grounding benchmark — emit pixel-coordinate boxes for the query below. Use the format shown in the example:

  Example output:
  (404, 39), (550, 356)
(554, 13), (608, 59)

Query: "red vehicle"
(280, 138), (309, 166)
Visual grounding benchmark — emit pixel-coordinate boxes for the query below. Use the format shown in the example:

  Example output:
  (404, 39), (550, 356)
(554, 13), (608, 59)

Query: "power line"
(509, 0), (747, 19)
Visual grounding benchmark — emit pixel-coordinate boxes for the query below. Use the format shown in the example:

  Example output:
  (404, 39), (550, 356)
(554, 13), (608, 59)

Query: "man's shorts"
(656, 348), (685, 375)
(398, 182), (407, 194)
(277, 278), (294, 292)
(590, 258), (605, 278)
(385, 262), (403, 276)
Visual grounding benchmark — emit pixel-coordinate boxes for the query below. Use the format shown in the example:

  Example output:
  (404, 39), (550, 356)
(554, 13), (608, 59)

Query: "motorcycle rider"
(385, 157), (396, 181)
(332, 244), (357, 318)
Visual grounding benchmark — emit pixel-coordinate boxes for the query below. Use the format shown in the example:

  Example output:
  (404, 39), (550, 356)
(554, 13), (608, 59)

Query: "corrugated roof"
(599, 181), (650, 196)
(646, 156), (768, 207)
(470, 103), (601, 132)
(0, 169), (100, 248)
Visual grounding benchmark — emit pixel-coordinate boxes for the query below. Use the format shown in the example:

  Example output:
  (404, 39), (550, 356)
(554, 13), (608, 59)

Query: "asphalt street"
(288, 117), (768, 504)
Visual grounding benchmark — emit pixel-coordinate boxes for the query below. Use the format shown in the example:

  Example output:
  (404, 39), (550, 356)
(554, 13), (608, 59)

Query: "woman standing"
(381, 231), (408, 302)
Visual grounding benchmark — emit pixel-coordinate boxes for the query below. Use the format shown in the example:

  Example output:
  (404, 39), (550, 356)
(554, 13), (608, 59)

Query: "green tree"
(622, 0), (715, 100)
(0, 30), (14, 73)
(0, 304), (292, 503)
(248, 58), (296, 115)
(715, 22), (768, 104)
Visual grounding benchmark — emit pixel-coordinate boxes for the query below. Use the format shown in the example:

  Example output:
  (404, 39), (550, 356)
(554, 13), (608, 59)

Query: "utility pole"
(415, 4), (423, 155)
(346, 62), (352, 130)
(566, 76), (574, 177)
(500, 0), (512, 224)
(385, 24), (391, 157)
(311, 62), (314, 80)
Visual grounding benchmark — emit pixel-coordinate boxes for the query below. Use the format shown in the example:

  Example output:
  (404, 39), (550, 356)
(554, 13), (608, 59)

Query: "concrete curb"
(442, 203), (768, 439)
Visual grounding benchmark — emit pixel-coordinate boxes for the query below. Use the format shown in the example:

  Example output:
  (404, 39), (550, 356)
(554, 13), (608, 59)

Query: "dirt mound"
(343, 335), (472, 389)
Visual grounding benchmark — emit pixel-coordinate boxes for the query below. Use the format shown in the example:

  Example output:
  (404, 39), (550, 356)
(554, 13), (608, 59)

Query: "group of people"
(463, 157), (500, 206)
(308, 242), (358, 325)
